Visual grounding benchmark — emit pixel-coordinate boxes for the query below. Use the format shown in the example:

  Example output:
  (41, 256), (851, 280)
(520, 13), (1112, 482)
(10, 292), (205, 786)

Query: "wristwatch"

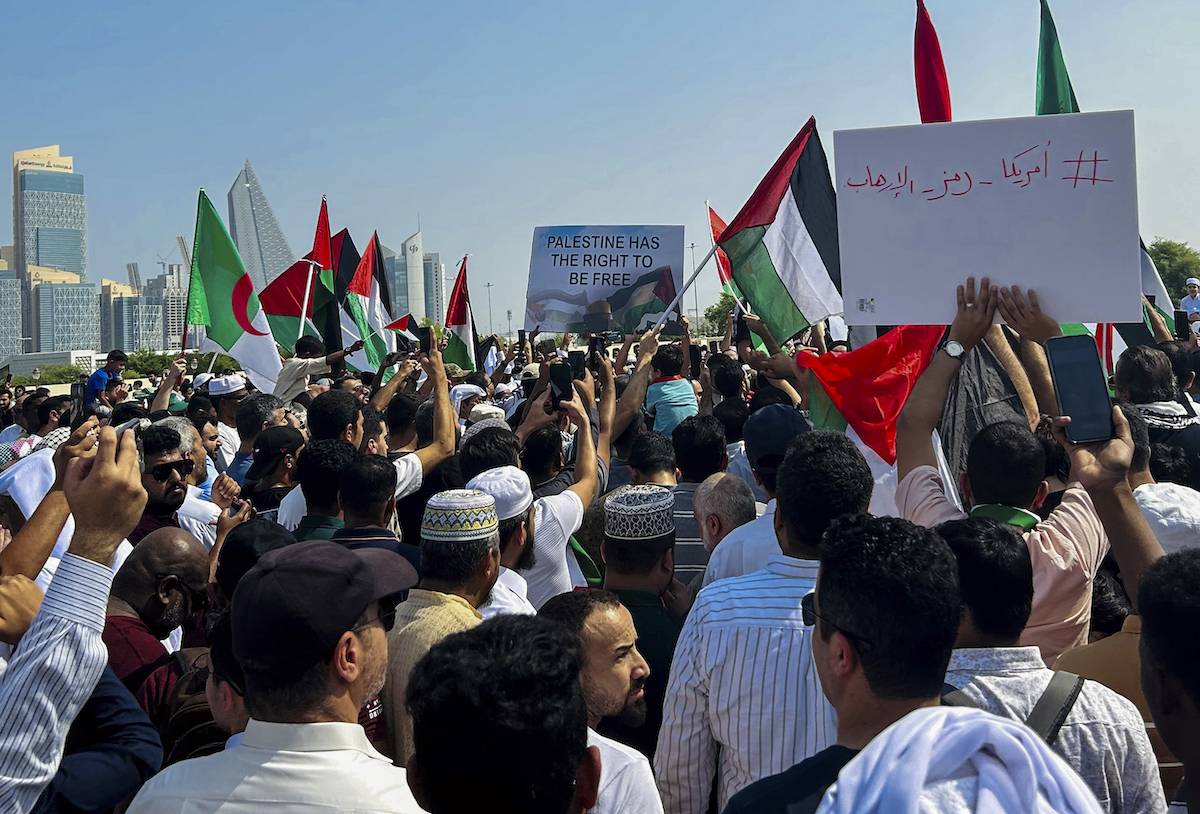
(941, 339), (966, 361)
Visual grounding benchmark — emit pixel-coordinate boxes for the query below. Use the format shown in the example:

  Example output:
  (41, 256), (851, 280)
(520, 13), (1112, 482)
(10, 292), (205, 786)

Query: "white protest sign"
(525, 225), (685, 333)
(834, 110), (1141, 325)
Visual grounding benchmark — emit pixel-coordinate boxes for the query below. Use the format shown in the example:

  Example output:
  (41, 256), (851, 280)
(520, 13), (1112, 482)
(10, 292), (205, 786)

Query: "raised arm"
(997, 286), (1063, 417)
(561, 392), (598, 508)
(897, 277), (997, 481)
(1143, 296), (1174, 344)
(369, 356), (419, 412)
(414, 344), (455, 474)
(595, 355), (616, 467)
(612, 328), (660, 440)
(150, 358), (186, 414)
(743, 311), (782, 357)
(614, 334), (636, 374)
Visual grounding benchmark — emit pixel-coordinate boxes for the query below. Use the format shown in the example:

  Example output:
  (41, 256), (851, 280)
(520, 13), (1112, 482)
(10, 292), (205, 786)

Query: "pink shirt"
(895, 466), (1109, 665)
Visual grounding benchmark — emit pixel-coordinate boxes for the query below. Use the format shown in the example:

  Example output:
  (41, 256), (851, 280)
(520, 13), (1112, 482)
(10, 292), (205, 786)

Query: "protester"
(85, 349), (129, 409)
(128, 425), (194, 544)
(539, 590), (664, 813)
(627, 430), (678, 486)
(222, 393), (285, 485)
(405, 616), (601, 813)
(657, 430), (872, 813)
(127, 540), (421, 812)
(274, 336), (365, 404)
(1116, 345), (1200, 459)
(384, 489), (498, 765)
(332, 453), (421, 574)
(203, 613), (247, 743)
(206, 374), (248, 471)
(669, 415), (727, 582)
(724, 514), (961, 814)
(468, 465), (538, 618)
(693, 472), (756, 555)
(242, 425), (304, 514)
(646, 344), (699, 436)
(1118, 402), (1200, 553)
(702, 404), (810, 588)
(385, 393), (421, 459)
(293, 439), (357, 541)
(596, 484), (684, 759)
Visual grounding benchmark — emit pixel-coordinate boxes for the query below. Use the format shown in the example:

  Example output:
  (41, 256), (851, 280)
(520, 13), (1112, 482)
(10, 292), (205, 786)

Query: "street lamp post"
(688, 243), (699, 332)
(484, 282), (495, 336)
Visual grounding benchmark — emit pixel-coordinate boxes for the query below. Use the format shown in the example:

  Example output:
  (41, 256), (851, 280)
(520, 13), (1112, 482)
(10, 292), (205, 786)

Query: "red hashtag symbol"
(1061, 150), (1112, 188)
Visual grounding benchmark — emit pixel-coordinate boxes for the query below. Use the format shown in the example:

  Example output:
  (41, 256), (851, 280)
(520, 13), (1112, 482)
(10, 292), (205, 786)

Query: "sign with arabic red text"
(834, 110), (1140, 325)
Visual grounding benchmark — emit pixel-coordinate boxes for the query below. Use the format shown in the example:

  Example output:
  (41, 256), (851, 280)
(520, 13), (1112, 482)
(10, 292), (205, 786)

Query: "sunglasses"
(353, 598), (398, 634)
(801, 592), (875, 652)
(149, 459), (195, 482)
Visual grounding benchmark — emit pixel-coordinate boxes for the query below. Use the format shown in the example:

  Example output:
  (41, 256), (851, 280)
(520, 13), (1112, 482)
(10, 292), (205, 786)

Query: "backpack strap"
(1026, 671), (1085, 745)
(940, 682), (980, 709)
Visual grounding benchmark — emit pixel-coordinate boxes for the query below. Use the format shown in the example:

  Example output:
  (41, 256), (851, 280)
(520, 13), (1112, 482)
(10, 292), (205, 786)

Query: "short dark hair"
(818, 514), (960, 698)
(1118, 402), (1151, 471)
(498, 507), (532, 554)
(1116, 346), (1178, 404)
(186, 395), (214, 420)
(139, 424), (180, 461)
(339, 454), (397, 516)
(628, 431), (675, 476)
(235, 393), (283, 439)
(749, 384), (790, 413)
(110, 403), (149, 427)
(1157, 340), (1196, 392)
(191, 414), (217, 437)
(307, 390), (362, 441)
(520, 425), (563, 479)
(385, 393), (421, 435)
(1150, 442), (1200, 490)
(208, 613), (244, 695)
(37, 395), (71, 427)
(776, 431), (872, 551)
(465, 371), (489, 390)
(214, 517), (296, 599)
(1090, 567), (1131, 639)
(21, 395), (46, 426)
(1140, 549), (1200, 705)
(294, 335), (326, 358)
(107, 349), (128, 362)
(671, 415), (725, 483)
(711, 358), (745, 399)
(712, 397), (749, 443)
(420, 533), (497, 584)
(360, 406), (385, 449)
(603, 530), (674, 574)
(966, 422), (1046, 507)
(406, 616), (589, 814)
(937, 518), (1033, 642)
(295, 439), (358, 510)
(460, 427), (520, 482)
(538, 589), (623, 639)
(651, 345), (683, 377)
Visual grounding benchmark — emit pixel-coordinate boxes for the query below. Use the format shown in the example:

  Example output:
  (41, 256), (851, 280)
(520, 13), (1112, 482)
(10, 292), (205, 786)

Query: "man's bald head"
(112, 528), (209, 639)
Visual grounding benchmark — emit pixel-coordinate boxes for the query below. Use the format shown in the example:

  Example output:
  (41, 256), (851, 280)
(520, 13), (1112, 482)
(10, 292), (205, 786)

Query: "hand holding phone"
(549, 363), (573, 409)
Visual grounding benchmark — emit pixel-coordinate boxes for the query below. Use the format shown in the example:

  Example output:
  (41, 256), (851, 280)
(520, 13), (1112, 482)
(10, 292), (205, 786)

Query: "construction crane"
(176, 235), (191, 269)
(125, 262), (142, 290)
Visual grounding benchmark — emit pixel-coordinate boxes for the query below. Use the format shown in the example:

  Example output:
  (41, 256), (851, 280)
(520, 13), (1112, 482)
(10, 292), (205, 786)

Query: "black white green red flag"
(444, 256), (477, 371)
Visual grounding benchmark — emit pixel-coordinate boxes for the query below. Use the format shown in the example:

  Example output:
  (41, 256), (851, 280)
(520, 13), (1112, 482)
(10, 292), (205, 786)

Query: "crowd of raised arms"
(0, 276), (1198, 813)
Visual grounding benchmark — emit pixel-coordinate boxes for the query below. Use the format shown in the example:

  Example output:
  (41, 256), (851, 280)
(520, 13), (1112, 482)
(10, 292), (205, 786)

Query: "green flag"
(1035, 0), (1079, 116)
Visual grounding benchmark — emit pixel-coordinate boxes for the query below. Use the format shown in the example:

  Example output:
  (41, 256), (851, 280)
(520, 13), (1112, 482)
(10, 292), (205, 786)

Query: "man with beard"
(127, 540), (421, 813)
(128, 425), (193, 545)
(540, 589), (664, 814)
(469, 465), (538, 618)
(103, 527), (209, 696)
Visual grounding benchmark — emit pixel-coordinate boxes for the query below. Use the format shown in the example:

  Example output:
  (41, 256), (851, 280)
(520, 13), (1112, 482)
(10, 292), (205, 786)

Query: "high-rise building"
(227, 161), (294, 291)
(12, 146), (86, 345)
(381, 234), (446, 323)
(423, 252), (445, 322)
(100, 279), (139, 350)
(33, 282), (99, 353)
(112, 296), (164, 352)
(144, 263), (189, 352)
(0, 269), (22, 360)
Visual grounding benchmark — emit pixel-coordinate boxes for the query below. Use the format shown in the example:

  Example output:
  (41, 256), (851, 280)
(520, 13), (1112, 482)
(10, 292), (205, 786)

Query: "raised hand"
(947, 276), (998, 351)
(64, 426), (147, 563)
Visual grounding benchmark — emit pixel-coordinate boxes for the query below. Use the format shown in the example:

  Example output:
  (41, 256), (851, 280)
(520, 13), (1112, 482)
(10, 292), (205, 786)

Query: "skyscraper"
(100, 279), (139, 350)
(12, 146), (86, 345)
(112, 296), (164, 352)
(0, 268), (22, 360)
(144, 263), (189, 352)
(381, 233), (447, 322)
(423, 252), (445, 322)
(227, 161), (295, 291)
(34, 282), (99, 353)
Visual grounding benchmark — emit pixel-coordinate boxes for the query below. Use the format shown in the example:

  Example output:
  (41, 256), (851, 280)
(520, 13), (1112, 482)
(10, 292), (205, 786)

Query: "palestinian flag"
(309, 197), (343, 353)
(608, 267), (677, 334)
(444, 256), (478, 371)
(798, 325), (949, 516)
(186, 190), (281, 392)
(343, 231), (396, 372)
(914, 0), (952, 124)
(331, 229), (372, 372)
(1037, 0), (1169, 347)
(260, 258), (322, 346)
(707, 203), (740, 302)
(717, 117), (843, 343)
(386, 313), (418, 336)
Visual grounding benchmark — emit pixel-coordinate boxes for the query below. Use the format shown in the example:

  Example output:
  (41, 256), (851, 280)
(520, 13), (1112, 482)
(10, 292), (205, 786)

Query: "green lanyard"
(968, 503), (1041, 531)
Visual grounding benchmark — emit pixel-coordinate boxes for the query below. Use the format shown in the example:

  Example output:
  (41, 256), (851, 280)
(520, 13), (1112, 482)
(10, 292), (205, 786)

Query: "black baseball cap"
(231, 540), (418, 682)
(244, 426), (305, 483)
(744, 404), (811, 474)
(214, 518), (297, 600)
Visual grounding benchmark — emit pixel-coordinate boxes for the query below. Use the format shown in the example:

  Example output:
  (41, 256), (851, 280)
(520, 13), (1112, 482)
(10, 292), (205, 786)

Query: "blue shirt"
(227, 451), (253, 486)
(645, 376), (698, 436)
(1182, 293), (1200, 315)
(84, 368), (114, 406)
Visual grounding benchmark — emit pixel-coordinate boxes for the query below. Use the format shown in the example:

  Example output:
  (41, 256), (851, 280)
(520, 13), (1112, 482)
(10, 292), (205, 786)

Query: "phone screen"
(689, 345), (702, 379)
(1045, 335), (1114, 444)
(416, 327), (432, 354)
(708, 340), (719, 354)
(518, 329), (527, 348)
(587, 337), (602, 372)
(1175, 310), (1191, 340)
(568, 350), (587, 380)
(549, 363), (573, 408)
(734, 312), (751, 343)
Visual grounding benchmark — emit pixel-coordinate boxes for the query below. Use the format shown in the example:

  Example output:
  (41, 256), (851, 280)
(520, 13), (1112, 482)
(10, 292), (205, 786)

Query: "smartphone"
(549, 363), (573, 409)
(689, 345), (702, 379)
(536, 338), (559, 357)
(734, 311), (751, 344)
(587, 336), (604, 373)
(1045, 334), (1114, 443)
(568, 350), (587, 380)
(1174, 310), (1192, 340)
(415, 326), (433, 354)
(708, 340), (719, 354)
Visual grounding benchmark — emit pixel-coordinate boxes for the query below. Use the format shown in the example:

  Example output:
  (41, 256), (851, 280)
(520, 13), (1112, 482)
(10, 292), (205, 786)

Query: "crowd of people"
(0, 276), (1197, 812)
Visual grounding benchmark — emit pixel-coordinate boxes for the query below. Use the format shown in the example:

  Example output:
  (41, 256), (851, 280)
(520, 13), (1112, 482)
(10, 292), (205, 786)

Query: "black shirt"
(722, 745), (859, 814)
(332, 525), (422, 577)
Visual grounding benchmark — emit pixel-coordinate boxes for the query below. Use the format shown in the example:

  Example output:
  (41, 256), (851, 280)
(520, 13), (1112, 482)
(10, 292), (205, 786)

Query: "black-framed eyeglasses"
(353, 598), (398, 634)
(148, 458), (194, 482)
(801, 592), (875, 651)
(192, 652), (245, 697)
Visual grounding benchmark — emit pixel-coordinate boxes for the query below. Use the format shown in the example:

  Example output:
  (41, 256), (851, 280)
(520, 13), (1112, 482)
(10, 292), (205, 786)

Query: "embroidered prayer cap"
(462, 417), (512, 446)
(469, 403), (506, 424)
(604, 484), (675, 541)
(422, 488), (499, 543)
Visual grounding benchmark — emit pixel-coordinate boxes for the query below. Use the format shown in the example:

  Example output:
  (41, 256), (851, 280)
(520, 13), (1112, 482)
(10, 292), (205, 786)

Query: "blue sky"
(5, 0), (1198, 335)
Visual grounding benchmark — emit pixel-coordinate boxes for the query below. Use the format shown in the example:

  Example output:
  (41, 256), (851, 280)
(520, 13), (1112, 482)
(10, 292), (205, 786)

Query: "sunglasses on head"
(354, 598), (398, 634)
(149, 459), (194, 482)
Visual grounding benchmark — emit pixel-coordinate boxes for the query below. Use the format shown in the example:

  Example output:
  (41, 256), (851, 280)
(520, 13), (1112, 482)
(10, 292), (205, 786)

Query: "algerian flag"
(186, 190), (281, 392)
(344, 231), (395, 372)
(444, 256), (477, 371)
(608, 268), (677, 334)
(717, 116), (843, 343)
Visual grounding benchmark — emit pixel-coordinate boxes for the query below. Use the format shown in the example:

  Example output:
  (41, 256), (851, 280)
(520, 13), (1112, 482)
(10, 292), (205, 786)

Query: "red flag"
(797, 325), (944, 464)
(914, 0), (952, 123)
(707, 204), (734, 287)
(349, 232), (381, 298)
(312, 197), (333, 273)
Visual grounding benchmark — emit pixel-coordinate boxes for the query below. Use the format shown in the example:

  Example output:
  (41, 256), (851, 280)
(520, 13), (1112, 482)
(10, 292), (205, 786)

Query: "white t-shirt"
(215, 422), (240, 471)
(1134, 481), (1200, 554)
(278, 453), (424, 531)
(521, 489), (586, 609)
(478, 567), (536, 619)
(587, 729), (664, 814)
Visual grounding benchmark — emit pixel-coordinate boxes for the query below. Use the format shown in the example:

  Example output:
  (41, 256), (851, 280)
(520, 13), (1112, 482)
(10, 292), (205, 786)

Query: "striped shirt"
(671, 483), (707, 582)
(0, 554), (113, 809)
(655, 555), (836, 813)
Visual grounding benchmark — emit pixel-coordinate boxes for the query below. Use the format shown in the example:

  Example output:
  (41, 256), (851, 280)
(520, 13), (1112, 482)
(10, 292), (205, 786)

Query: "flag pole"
(705, 200), (749, 315)
(651, 243), (718, 331)
(296, 259), (320, 348)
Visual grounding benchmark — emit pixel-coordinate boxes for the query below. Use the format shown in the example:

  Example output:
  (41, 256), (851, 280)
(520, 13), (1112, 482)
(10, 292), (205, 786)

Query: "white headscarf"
(817, 706), (1101, 814)
(450, 384), (487, 417)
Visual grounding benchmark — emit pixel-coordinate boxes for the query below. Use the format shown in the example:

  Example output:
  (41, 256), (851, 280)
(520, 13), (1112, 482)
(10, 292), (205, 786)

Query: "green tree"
(126, 350), (176, 378)
(703, 292), (738, 336)
(1149, 237), (1200, 303)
